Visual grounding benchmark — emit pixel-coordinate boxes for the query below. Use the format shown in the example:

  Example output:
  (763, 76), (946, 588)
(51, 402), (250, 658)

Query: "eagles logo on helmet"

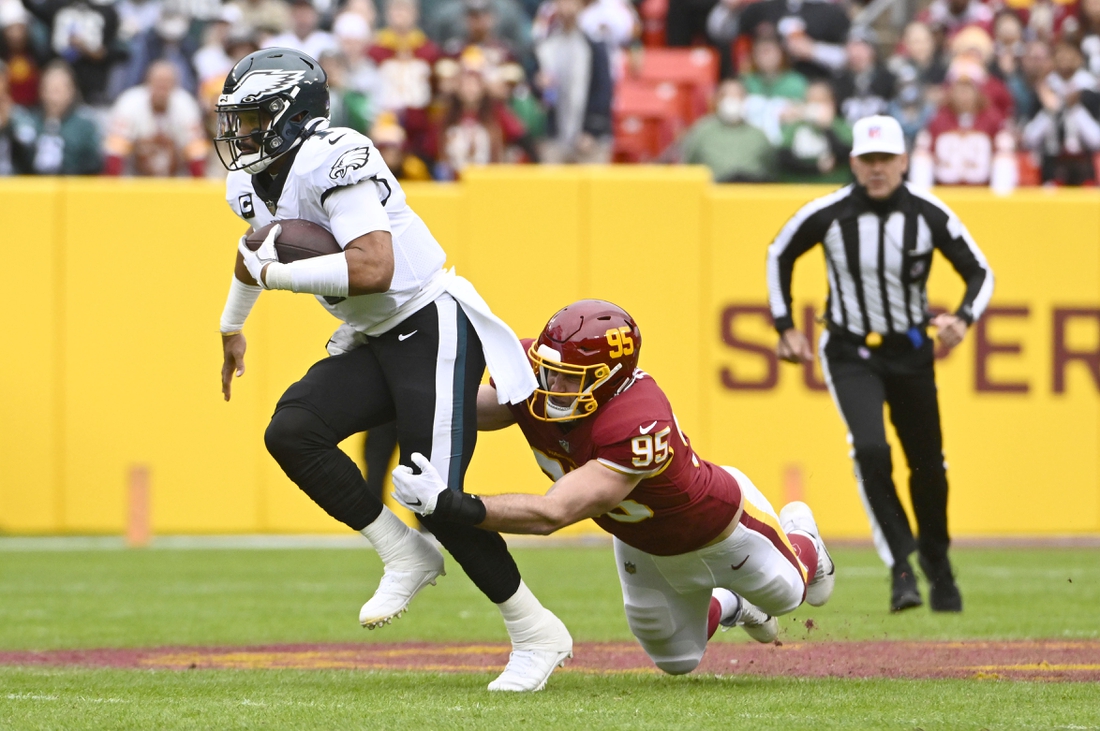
(527, 299), (642, 422)
(214, 49), (330, 174)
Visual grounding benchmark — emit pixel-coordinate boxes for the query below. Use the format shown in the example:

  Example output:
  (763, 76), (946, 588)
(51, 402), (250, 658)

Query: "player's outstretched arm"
(393, 453), (640, 535)
(476, 384), (518, 431)
(479, 461), (641, 535)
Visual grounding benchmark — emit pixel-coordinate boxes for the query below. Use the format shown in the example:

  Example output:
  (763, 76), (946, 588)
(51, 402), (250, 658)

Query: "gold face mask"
(526, 343), (614, 423)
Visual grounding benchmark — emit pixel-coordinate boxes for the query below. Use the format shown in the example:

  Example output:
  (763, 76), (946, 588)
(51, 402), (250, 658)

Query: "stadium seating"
(611, 79), (682, 162)
(634, 47), (719, 124)
(612, 48), (720, 162)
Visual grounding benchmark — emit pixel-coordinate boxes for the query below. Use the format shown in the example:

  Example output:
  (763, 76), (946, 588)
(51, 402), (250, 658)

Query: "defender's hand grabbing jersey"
(226, 120), (446, 335)
(507, 341), (742, 557)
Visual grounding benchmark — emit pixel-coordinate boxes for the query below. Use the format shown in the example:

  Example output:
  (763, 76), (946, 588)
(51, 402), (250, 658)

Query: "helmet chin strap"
(240, 152), (271, 174)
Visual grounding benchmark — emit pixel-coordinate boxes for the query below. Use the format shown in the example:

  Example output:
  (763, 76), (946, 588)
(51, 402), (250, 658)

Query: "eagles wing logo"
(330, 147), (371, 180)
(227, 70), (306, 104)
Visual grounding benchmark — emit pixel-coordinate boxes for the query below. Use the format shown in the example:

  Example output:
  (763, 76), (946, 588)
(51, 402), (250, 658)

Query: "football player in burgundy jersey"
(394, 300), (837, 675)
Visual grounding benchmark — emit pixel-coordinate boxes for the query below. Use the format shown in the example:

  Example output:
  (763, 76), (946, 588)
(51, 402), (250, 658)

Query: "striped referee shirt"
(766, 183), (994, 337)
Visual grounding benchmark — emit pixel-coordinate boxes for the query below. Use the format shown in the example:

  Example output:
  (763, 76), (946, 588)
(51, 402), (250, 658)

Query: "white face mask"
(716, 96), (744, 124)
(805, 102), (833, 125)
(156, 15), (189, 42)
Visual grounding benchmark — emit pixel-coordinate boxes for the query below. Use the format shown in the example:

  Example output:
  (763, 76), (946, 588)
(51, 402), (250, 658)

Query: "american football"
(245, 219), (341, 262)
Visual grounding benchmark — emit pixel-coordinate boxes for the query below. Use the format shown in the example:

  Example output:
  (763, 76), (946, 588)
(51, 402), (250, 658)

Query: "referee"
(765, 115), (994, 613)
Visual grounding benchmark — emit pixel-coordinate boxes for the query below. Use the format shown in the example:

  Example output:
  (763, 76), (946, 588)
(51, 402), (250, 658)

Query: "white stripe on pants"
(429, 294), (458, 485)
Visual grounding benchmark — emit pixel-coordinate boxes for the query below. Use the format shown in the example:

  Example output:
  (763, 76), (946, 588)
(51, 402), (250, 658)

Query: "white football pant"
(614, 466), (807, 675)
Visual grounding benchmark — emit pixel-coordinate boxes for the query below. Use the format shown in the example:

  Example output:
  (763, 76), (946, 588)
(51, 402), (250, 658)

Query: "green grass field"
(2, 541), (1099, 730)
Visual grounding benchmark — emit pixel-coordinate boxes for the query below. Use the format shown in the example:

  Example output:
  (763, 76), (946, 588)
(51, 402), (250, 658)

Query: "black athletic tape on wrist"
(433, 489), (487, 525)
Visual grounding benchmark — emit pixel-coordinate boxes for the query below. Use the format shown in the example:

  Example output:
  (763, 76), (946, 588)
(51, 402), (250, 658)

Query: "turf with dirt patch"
(3, 639), (1098, 681)
(2, 545), (1099, 729)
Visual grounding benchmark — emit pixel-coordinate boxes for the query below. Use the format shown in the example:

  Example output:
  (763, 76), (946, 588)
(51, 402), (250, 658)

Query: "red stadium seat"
(612, 79), (682, 162)
(635, 47), (719, 123)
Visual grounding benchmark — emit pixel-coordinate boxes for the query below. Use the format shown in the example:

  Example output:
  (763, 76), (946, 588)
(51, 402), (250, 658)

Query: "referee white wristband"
(219, 275), (262, 334)
(263, 253), (350, 298)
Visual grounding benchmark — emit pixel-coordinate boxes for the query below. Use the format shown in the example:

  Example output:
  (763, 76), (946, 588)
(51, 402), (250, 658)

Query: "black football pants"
(363, 421), (399, 503)
(263, 295), (521, 603)
(820, 332), (951, 570)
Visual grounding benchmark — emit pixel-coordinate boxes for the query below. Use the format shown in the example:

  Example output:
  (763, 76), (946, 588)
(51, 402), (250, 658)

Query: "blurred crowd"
(0, 0), (1098, 187)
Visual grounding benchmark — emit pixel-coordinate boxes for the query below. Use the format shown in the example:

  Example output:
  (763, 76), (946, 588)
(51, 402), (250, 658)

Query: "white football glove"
(392, 452), (448, 516)
(237, 223), (281, 288)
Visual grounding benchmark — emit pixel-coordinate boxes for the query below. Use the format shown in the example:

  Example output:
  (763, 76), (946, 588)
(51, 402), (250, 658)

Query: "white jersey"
(225, 122), (447, 335)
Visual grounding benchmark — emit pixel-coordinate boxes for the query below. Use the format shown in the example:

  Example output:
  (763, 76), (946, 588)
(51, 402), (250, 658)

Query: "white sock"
(713, 588), (739, 622)
(497, 581), (567, 649)
(359, 507), (416, 566)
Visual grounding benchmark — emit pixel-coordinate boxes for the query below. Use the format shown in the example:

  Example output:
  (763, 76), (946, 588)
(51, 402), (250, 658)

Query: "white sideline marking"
(4, 694), (128, 704)
(6, 694), (59, 701)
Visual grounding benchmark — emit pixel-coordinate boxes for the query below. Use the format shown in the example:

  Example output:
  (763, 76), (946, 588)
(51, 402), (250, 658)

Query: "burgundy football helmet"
(527, 299), (642, 422)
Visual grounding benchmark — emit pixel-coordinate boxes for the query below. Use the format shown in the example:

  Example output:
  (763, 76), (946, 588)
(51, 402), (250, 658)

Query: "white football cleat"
(359, 532), (445, 629)
(488, 610), (573, 692)
(779, 501), (835, 607)
(717, 590), (778, 644)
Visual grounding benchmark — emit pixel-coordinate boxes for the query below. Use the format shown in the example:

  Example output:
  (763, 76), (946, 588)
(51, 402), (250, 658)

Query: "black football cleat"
(890, 564), (923, 613)
(920, 555), (963, 613)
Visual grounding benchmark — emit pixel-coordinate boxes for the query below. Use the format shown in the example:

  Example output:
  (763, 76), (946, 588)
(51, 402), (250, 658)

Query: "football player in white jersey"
(214, 48), (572, 692)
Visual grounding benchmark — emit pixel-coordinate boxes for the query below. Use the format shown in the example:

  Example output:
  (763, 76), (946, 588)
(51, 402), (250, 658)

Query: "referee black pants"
(820, 331), (951, 570)
(263, 294), (521, 604)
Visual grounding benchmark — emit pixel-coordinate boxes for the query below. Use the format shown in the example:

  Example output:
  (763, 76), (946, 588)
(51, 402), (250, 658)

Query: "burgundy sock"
(788, 533), (819, 585)
(707, 596), (723, 639)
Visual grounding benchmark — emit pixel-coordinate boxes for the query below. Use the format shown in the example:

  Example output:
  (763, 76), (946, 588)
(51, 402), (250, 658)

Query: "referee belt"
(826, 323), (927, 349)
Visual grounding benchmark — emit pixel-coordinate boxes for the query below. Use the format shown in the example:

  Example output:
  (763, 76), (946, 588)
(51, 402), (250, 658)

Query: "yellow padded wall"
(0, 180), (63, 532)
(0, 175), (1097, 536)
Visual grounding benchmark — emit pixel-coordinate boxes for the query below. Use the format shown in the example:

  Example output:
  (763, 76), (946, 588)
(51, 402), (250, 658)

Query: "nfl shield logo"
(624, 562), (636, 574)
(869, 126), (881, 138)
(559, 439), (571, 454)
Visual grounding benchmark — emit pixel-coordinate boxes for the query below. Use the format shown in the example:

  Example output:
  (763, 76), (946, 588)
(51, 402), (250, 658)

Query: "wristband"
(220, 276), (262, 333)
(262, 253), (350, 297)
(432, 490), (487, 525)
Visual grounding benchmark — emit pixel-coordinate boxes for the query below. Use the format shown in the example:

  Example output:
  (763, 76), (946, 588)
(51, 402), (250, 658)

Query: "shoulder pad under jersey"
(295, 126), (388, 201)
